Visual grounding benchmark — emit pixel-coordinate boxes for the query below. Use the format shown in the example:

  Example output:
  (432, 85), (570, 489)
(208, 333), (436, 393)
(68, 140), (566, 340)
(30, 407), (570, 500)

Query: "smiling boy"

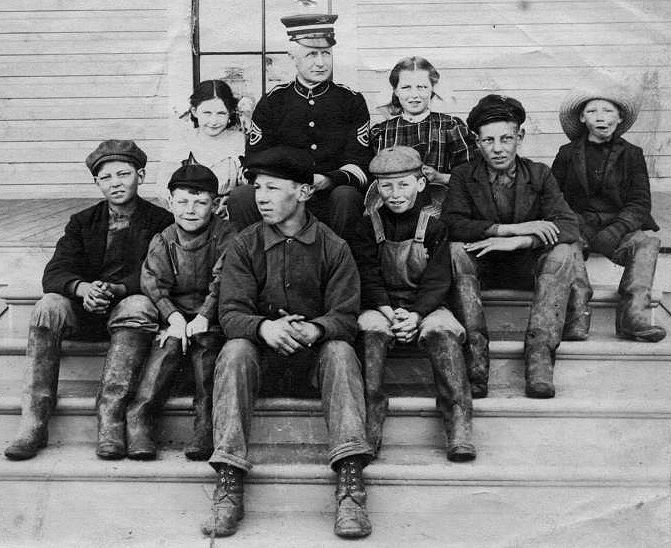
(202, 146), (373, 539)
(124, 162), (238, 461)
(351, 146), (474, 462)
(443, 95), (579, 399)
(552, 82), (666, 342)
(5, 140), (173, 461)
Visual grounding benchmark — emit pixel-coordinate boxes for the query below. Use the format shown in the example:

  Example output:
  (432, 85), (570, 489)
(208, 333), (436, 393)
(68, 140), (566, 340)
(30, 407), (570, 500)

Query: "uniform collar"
(293, 78), (330, 99)
(263, 213), (318, 251)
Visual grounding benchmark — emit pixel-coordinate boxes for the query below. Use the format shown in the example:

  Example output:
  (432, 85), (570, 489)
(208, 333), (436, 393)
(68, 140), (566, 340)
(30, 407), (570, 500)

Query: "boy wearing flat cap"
(552, 80), (666, 342)
(124, 161), (238, 462)
(5, 140), (173, 461)
(228, 13), (372, 245)
(443, 95), (579, 399)
(351, 146), (475, 462)
(202, 146), (374, 539)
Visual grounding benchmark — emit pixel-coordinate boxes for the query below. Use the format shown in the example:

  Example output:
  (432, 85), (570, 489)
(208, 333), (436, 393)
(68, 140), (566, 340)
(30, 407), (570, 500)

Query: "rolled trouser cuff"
(209, 451), (253, 474)
(329, 441), (374, 471)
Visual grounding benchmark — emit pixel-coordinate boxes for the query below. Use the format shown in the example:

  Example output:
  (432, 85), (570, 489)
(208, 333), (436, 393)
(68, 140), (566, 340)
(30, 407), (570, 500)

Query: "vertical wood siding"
(0, 0), (169, 197)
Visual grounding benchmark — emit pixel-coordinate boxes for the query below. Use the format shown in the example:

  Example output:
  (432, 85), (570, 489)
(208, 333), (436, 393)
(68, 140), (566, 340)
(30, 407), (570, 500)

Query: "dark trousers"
(209, 338), (373, 472)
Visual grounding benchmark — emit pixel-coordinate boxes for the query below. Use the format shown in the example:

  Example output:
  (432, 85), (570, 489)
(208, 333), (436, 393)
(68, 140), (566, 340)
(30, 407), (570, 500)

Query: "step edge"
(1, 396), (670, 419)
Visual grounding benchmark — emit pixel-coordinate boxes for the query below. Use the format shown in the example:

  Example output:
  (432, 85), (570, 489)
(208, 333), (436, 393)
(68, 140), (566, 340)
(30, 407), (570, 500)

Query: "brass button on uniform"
(310, 144), (317, 150)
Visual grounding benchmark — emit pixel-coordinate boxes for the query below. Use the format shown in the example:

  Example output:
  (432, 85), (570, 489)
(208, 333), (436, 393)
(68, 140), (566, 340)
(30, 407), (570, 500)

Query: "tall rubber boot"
(420, 331), (476, 462)
(201, 464), (245, 538)
(185, 332), (222, 461)
(563, 246), (593, 341)
(126, 337), (182, 460)
(616, 237), (667, 342)
(359, 331), (392, 458)
(451, 275), (490, 398)
(4, 326), (61, 460)
(525, 272), (570, 399)
(334, 456), (372, 538)
(96, 328), (152, 460)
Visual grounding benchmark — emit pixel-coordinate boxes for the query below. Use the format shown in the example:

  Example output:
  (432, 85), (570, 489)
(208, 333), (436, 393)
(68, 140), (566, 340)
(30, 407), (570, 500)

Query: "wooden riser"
(1, 455), (668, 546)
(2, 353), (670, 402)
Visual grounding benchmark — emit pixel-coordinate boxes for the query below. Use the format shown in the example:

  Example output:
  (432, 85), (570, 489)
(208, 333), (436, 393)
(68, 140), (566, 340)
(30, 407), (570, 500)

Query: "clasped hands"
(465, 220), (559, 257)
(259, 309), (322, 356)
(79, 280), (125, 315)
(379, 305), (420, 344)
(159, 312), (209, 354)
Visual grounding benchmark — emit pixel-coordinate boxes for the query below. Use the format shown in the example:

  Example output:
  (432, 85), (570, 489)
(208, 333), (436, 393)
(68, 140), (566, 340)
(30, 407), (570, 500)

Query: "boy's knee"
(419, 309), (466, 344)
(357, 310), (392, 335)
(30, 293), (74, 330)
(450, 242), (477, 274)
(107, 295), (159, 332)
(540, 243), (574, 277)
(215, 339), (257, 377)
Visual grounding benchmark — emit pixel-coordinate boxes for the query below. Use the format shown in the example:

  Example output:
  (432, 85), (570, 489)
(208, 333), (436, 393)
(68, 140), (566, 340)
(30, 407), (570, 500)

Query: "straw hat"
(559, 77), (641, 141)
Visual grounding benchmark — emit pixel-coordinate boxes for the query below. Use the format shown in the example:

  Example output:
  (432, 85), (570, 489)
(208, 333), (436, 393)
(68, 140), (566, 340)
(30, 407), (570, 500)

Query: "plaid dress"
(371, 112), (477, 174)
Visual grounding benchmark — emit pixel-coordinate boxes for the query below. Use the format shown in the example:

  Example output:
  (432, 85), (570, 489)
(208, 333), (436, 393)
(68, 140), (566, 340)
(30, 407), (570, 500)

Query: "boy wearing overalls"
(351, 146), (475, 462)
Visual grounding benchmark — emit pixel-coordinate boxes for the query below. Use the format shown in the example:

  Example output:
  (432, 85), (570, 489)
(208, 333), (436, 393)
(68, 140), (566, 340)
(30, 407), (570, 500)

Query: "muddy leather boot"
(334, 456), (372, 538)
(421, 331), (476, 462)
(184, 332), (221, 461)
(563, 247), (593, 341)
(96, 328), (152, 460)
(452, 275), (490, 398)
(616, 237), (667, 342)
(5, 326), (61, 460)
(126, 337), (182, 460)
(201, 464), (244, 538)
(359, 331), (392, 458)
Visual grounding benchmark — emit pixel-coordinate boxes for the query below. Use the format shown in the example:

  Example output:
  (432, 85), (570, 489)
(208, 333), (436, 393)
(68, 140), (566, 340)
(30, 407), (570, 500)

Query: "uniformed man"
(228, 13), (373, 242)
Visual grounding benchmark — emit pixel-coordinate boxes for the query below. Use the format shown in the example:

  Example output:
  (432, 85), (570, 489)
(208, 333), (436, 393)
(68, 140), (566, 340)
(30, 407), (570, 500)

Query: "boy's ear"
(211, 194), (222, 212)
(298, 183), (314, 203)
(417, 175), (427, 193)
(137, 167), (146, 184)
(517, 128), (525, 143)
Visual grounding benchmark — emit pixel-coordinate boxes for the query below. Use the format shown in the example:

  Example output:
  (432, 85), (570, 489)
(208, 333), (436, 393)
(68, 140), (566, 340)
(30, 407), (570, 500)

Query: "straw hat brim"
(559, 84), (640, 141)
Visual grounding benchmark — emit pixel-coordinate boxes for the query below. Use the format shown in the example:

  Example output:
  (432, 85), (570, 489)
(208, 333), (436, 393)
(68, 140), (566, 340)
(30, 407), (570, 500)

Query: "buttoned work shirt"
(218, 214), (360, 346)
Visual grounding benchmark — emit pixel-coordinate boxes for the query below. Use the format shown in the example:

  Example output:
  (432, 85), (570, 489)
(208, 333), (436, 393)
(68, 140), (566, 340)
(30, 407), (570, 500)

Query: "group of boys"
(4, 13), (665, 542)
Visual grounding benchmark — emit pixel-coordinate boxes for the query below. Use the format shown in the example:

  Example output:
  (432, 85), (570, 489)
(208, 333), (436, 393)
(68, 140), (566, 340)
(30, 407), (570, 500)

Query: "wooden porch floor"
(0, 199), (99, 247)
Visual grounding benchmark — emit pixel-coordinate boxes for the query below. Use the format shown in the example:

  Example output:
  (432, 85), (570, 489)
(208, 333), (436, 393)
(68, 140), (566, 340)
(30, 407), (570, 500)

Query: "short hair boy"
(351, 146), (475, 462)
(443, 95), (579, 399)
(5, 140), (173, 461)
(202, 146), (373, 539)
(124, 163), (238, 461)
(553, 81), (666, 342)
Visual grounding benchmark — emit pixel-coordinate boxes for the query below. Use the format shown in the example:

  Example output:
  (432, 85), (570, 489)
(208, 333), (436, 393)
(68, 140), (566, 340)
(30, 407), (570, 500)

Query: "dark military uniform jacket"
(443, 155), (579, 245)
(247, 79), (372, 190)
(43, 197), (173, 296)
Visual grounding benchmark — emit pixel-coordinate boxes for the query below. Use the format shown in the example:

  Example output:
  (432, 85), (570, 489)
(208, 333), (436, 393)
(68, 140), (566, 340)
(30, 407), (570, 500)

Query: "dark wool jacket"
(551, 136), (659, 232)
(443, 155), (579, 245)
(42, 197), (173, 297)
(218, 214), (360, 346)
(350, 191), (452, 317)
(141, 215), (238, 322)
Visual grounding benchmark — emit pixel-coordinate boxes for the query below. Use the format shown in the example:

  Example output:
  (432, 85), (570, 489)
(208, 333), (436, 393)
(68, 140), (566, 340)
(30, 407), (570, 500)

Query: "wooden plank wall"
(0, 0), (169, 198)
(355, 0), (671, 244)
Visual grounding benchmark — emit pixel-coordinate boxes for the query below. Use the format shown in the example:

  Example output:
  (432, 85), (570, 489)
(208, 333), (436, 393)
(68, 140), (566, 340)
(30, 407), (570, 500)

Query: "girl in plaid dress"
(371, 57), (477, 188)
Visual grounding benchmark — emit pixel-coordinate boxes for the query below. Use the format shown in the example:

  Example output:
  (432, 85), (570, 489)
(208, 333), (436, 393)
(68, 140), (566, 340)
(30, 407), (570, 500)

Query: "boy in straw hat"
(552, 79), (666, 342)
(351, 146), (475, 463)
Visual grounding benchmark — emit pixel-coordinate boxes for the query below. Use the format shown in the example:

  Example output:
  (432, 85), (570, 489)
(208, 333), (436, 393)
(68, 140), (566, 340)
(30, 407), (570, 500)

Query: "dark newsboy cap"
(467, 94), (526, 133)
(85, 139), (147, 175)
(244, 146), (314, 186)
(168, 163), (219, 195)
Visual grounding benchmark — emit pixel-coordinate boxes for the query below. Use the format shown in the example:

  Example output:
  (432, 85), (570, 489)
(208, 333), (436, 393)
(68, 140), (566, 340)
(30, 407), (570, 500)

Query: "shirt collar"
(487, 161), (517, 188)
(293, 78), (330, 99)
(262, 213), (318, 251)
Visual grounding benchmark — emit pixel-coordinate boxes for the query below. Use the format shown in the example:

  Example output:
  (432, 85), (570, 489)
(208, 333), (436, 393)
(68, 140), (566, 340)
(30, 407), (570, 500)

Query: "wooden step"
(2, 448), (668, 547)
(0, 283), (664, 340)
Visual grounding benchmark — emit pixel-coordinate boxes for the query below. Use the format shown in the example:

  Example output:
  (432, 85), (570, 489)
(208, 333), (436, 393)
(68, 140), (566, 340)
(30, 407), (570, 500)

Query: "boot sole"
(447, 445), (477, 462)
(127, 451), (157, 461)
(616, 330), (667, 343)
